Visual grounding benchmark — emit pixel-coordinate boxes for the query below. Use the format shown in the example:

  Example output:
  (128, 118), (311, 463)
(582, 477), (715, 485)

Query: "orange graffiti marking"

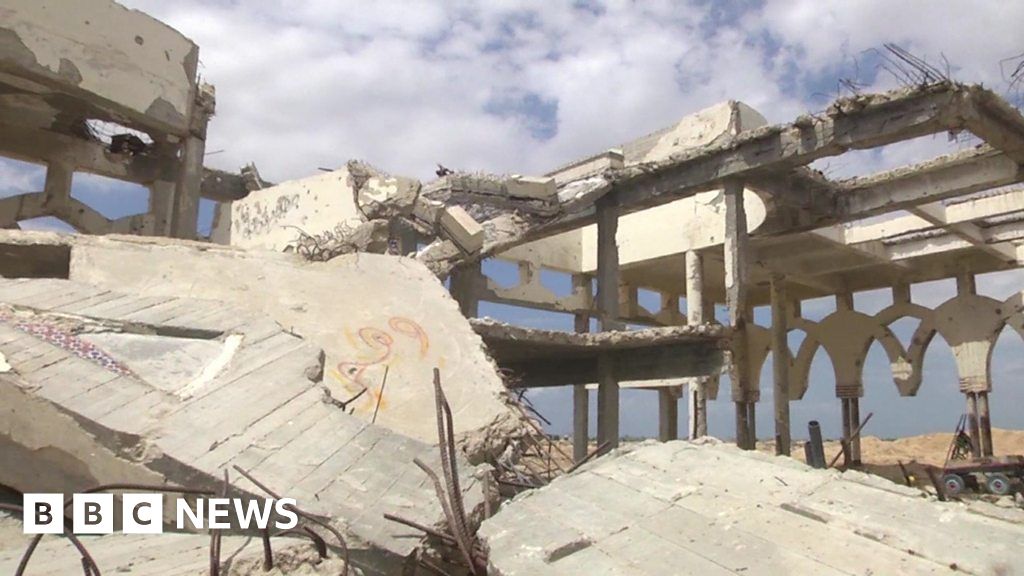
(331, 317), (430, 413)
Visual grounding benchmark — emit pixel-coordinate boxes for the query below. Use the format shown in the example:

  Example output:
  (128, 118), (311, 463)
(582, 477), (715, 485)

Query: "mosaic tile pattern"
(0, 311), (134, 377)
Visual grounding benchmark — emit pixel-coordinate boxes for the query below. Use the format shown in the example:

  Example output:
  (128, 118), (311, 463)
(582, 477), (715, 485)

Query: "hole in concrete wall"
(892, 332), (964, 436)
(477, 301), (574, 331)
(0, 157), (45, 199)
(796, 347), (841, 439)
(976, 268), (1024, 301)
(853, 287), (892, 315)
(482, 258), (520, 289)
(990, 325), (1024, 430)
(0, 242), (70, 278)
(800, 295), (836, 322)
(887, 316), (922, 352)
(198, 198), (217, 238)
(911, 277), (956, 309)
(539, 268), (572, 298)
(71, 173), (149, 220)
(84, 119), (154, 147)
(620, 388), (658, 440)
(860, 340), (919, 440)
(678, 296), (687, 319)
(714, 304), (728, 324)
(636, 288), (661, 315)
(809, 132), (978, 181)
(17, 216), (76, 233)
(788, 328), (807, 354)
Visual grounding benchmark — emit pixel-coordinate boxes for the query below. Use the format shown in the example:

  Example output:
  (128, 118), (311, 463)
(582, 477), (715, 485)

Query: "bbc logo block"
(23, 493), (298, 534)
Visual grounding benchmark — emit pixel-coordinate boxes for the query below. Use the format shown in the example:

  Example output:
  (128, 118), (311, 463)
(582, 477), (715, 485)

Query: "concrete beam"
(613, 85), (971, 213)
(907, 203), (1019, 263)
(840, 146), (1022, 219)
(884, 221), (1024, 261)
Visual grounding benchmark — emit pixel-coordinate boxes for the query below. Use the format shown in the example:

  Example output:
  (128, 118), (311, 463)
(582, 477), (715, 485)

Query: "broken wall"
(216, 167), (365, 251)
(0, 0), (198, 134)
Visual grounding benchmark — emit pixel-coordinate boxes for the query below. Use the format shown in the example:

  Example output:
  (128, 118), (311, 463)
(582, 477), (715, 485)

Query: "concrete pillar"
(978, 391), (993, 457)
(770, 275), (791, 456)
(849, 396), (862, 465)
(572, 294), (591, 463)
(724, 179), (753, 450)
(658, 388), (678, 442)
(840, 397), (853, 467)
(595, 195), (622, 449)
(573, 383), (589, 462)
(42, 162), (73, 214)
(685, 250), (708, 438)
(149, 180), (176, 237)
(449, 262), (481, 317)
(171, 135), (205, 239)
(966, 392), (982, 458)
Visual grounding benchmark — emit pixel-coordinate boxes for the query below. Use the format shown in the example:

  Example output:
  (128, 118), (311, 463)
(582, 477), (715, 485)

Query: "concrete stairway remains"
(480, 438), (1024, 575)
(0, 277), (486, 573)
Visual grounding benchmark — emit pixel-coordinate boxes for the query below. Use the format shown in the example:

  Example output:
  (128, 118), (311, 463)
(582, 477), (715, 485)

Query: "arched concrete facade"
(743, 277), (1023, 458)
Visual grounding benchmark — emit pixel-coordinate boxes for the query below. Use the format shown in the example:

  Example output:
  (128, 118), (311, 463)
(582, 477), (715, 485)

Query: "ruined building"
(1, 1), (1023, 575)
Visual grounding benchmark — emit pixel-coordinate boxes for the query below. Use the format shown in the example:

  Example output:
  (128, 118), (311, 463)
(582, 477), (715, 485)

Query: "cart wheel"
(941, 473), (965, 496)
(986, 473), (1011, 496)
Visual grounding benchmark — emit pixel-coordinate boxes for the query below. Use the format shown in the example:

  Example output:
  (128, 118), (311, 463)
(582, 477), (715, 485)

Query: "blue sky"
(3, 0), (1024, 440)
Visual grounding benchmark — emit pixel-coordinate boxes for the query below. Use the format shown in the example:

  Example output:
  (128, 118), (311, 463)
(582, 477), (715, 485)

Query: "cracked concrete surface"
(0, 276), (488, 573)
(480, 439), (1024, 575)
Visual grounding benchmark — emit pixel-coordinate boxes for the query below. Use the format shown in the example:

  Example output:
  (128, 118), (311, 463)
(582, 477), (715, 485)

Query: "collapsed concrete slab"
(0, 276), (488, 573)
(479, 439), (1024, 575)
(0, 230), (530, 462)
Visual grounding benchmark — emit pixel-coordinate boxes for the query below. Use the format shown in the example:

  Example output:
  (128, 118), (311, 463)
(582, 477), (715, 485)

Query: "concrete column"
(723, 180), (753, 449)
(572, 288), (591, 462)
(966, 392), (982, 458)
(770, 275), (791, 456)
(573, 382), (589, 462)
(449, 262), (481, 317)
(658, 388), (678, 442)
(849, 396), (862, 465)
(596, 195), (622, 449)
(149, 180), (176, 237)
(685, 250), (709, 438)
(978, 391), (993, 457)
(841, 397), (853, 467)
(42, 162), (73, 214)
(171, 135), (205, 239)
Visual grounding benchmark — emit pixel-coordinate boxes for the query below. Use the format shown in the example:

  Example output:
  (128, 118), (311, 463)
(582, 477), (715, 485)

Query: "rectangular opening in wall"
(0, 243), (70, 279)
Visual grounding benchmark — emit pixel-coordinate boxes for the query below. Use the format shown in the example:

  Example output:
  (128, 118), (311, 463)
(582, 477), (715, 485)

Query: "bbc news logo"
(23, 494), (299, 534)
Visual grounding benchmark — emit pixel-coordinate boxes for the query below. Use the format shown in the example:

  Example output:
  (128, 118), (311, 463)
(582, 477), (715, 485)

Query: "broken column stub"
(440, 205), (485, 254)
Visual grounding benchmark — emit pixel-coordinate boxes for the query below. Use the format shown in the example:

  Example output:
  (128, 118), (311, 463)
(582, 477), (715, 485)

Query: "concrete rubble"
(480, 439), (1024, 575)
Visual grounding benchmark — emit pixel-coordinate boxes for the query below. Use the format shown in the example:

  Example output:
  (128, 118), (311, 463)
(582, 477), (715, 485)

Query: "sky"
(3, 0), (1024, 441)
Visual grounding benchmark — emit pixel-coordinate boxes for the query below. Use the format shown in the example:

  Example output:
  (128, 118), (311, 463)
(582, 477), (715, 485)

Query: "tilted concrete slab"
(0, 277), (487, 572)
(0, 230), (529, 462)
(480, 439), (1024, 575)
